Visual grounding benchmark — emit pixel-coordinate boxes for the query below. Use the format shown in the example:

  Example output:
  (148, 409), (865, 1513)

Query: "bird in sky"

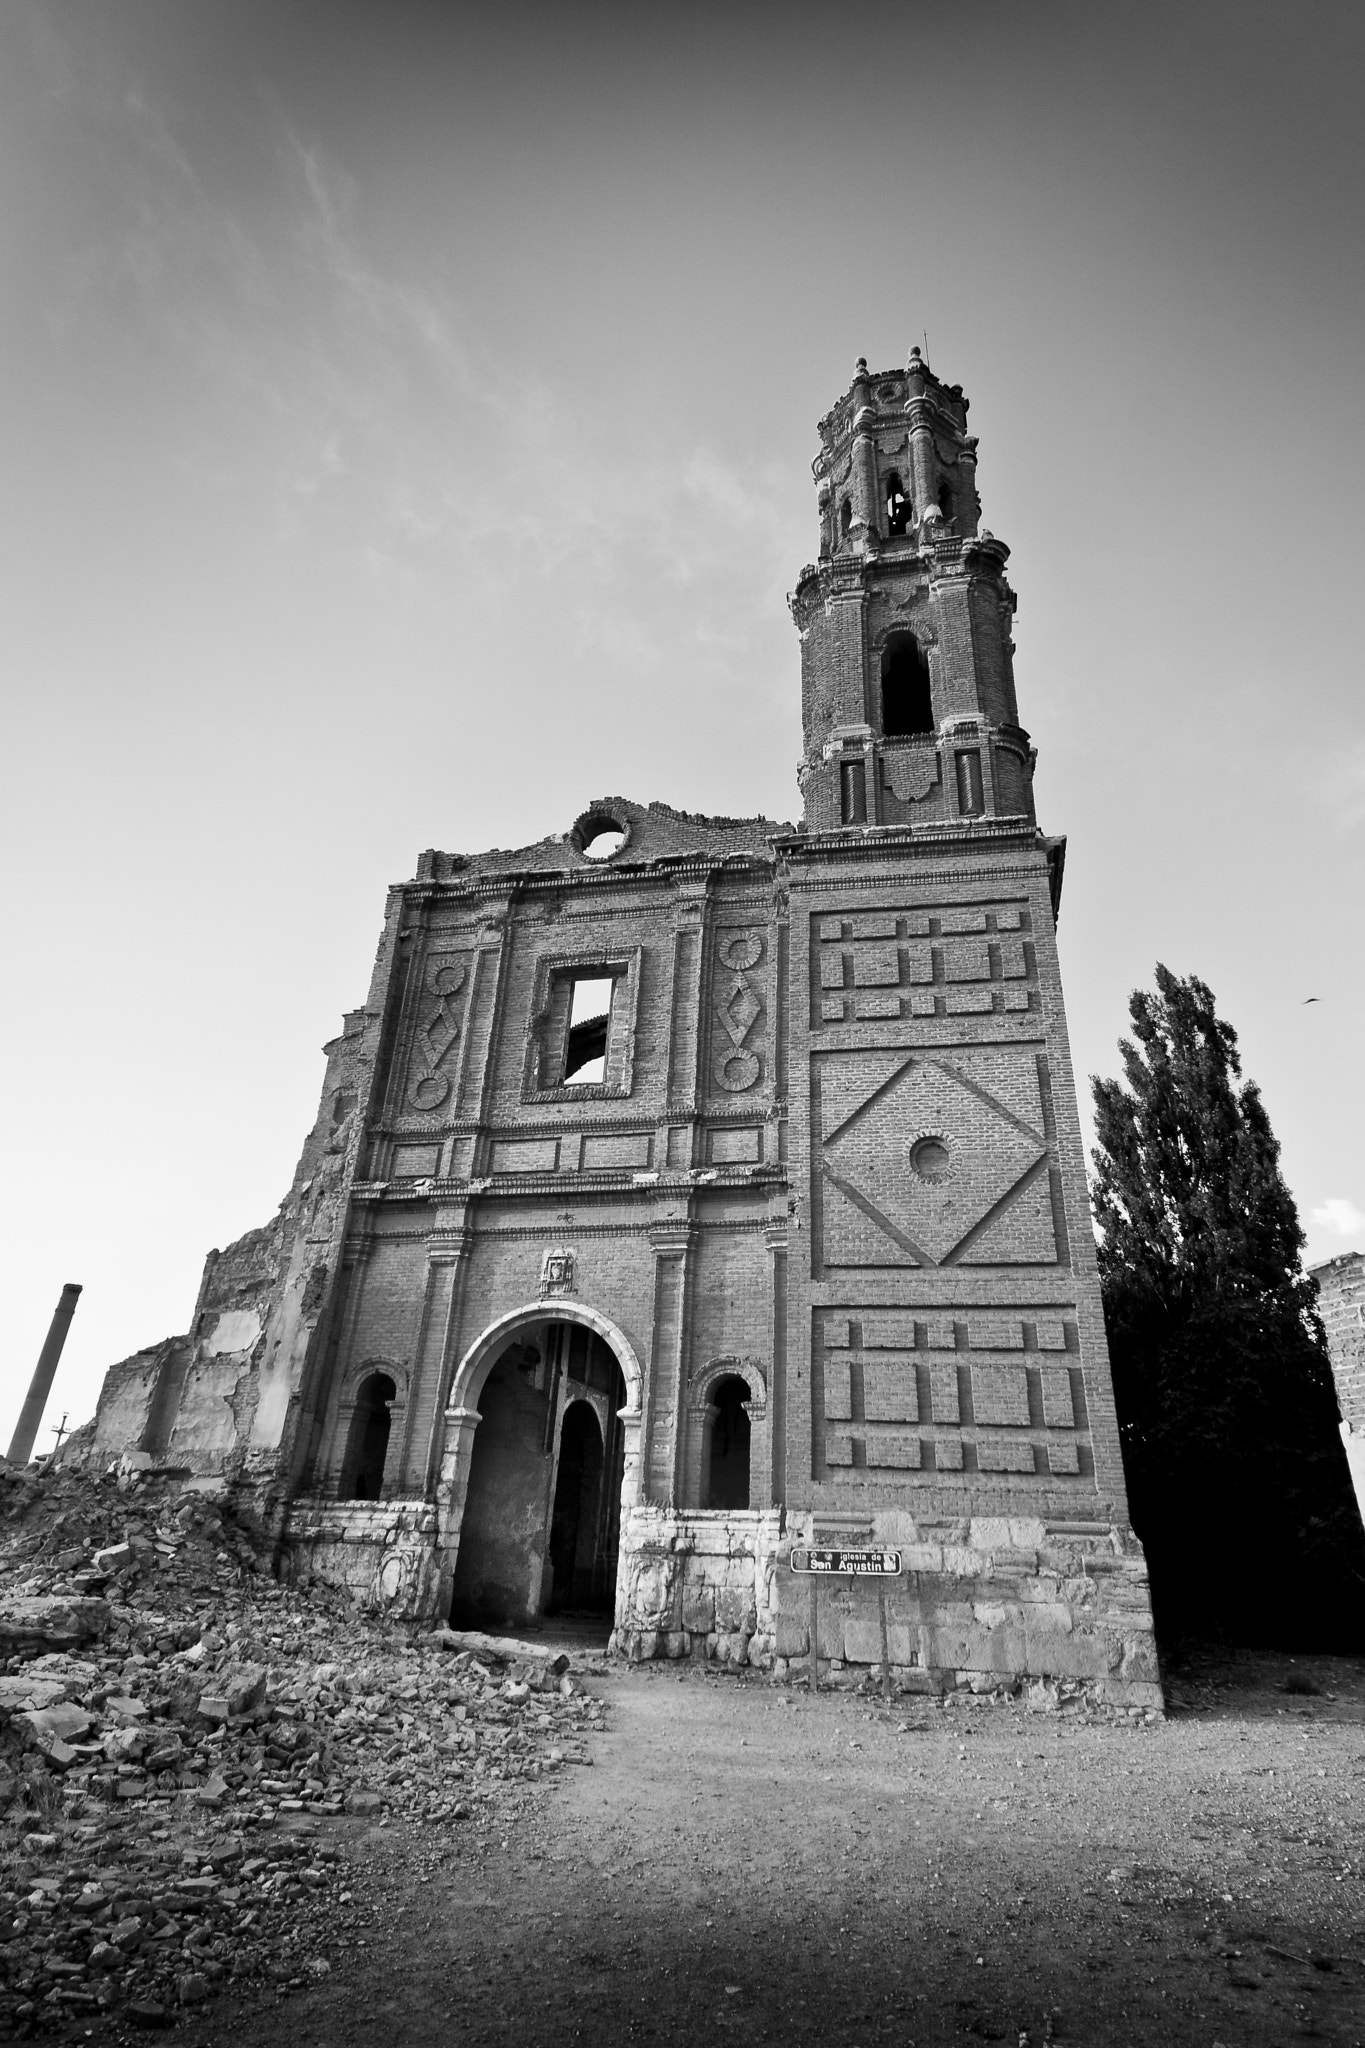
(1303, 996), (1322, 1004)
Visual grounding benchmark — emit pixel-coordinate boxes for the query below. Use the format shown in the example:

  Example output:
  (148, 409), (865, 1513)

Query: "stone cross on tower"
(794, 347), (1031, 839)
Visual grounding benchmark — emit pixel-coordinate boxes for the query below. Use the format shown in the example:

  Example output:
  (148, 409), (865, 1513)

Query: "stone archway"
(435, 1304), (643, 1623)
(330, 1358), (410, 1501)
(685, 1357), (769, 1511)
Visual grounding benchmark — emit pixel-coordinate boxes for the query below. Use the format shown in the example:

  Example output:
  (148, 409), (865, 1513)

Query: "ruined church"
(82, 352), (1160, 1706)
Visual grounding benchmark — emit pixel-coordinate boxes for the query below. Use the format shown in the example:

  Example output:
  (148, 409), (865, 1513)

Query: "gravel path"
(174, 1647), (1365, 2048)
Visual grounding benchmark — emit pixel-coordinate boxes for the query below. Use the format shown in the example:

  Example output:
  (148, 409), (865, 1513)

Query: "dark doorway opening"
(707, 1376), (751, 1510)
(881, 632), (933, 737)
(339, 1373), (395, 1501)
(548, 1402), (608, 1612)
(449, 1323), (626, 1631)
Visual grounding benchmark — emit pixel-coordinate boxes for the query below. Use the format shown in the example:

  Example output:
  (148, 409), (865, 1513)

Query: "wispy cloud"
(1310, 1198), (1365, 1238)
(18, 10), (803, 710)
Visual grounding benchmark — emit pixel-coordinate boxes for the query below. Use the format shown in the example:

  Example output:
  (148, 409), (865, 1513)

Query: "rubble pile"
(0, 1462), (607, 2032)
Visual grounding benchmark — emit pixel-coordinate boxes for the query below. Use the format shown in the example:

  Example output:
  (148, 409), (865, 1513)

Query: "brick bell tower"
(796, 346), (1031, 837)
(775, 349), (1159, 1707)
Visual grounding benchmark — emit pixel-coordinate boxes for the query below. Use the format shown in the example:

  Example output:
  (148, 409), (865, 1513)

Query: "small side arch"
(685, 1356), (770, 1512)
(687, 1355), (768, 1416)
(329, 1357), (411, 1501)
(340, 1356), (410, 1407)
(337, 1369), (399, 1502)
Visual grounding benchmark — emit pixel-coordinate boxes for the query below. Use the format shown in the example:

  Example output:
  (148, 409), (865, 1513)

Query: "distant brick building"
(79, 352), (1159, 1704)
(1312, 1250), (1365, 1529)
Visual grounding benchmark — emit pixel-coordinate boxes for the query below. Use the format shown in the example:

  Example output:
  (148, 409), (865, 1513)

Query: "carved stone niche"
(540, 1247), (576, 1298)
(712, 930), (767, 1096)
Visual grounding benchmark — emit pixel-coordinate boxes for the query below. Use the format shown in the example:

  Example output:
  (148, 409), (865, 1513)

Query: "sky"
(2, 0), (1363, 1451)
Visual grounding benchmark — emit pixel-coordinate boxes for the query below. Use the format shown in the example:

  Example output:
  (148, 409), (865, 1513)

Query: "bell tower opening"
(881, 632), (933, 737)
(885, 470), (910, 535)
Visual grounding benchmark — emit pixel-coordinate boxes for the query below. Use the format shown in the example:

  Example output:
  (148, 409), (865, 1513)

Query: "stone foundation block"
(775, 1614), (809, 1657)
(900, 1545), (944, 1573)
(1023, 1625), (1114, 1680)
(715, 1589), (756, 1633)
(842, 1614), (918, 1666)
(682, 1589), (715, 1634)
(815, 1610), (848, 1660)
(1119, 1637), (1160, 1684)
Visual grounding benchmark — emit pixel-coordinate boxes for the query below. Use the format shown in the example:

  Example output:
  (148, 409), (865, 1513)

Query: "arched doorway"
(707, 1376), (751, 1510)
(449, 1322), (626, 1629)
(338, 1373), (395, 1500)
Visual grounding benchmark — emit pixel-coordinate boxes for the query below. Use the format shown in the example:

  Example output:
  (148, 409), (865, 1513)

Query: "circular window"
(910, 1136), (952, 1183)
(572, 809), (629, 861)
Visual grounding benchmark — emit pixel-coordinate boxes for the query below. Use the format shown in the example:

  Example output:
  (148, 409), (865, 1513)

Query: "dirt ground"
(171, 1645), (1365, 2048)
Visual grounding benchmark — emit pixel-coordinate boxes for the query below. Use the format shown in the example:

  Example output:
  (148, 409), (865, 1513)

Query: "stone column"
(619, 1405), (644, 1512)
(742, 1392), (771, 1511)
(957, 437), (980, 536)
(644, 1218), (696, 1505)
(766, 1219), (788, 1506)
(408, 1218), (475, 1495)
(906, 395), (936, 525)
(850, 421), (878, 539)
(432, 1404), (482, 1619)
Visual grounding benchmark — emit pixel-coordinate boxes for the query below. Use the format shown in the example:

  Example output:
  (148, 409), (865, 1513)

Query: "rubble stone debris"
(0, 1457), (608, 2034)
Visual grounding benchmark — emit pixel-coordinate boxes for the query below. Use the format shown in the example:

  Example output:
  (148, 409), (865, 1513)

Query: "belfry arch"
(435, 1303), (643, 1627)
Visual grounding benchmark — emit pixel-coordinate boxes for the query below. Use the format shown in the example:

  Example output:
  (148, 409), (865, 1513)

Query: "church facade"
(81, 352), (1160, 1705)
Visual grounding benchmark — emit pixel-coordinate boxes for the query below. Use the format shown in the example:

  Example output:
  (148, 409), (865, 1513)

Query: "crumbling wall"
(77, 1339), (190, 1468)
(1314, 1250), (1365, 1528)
(71, 974), (395, 1500)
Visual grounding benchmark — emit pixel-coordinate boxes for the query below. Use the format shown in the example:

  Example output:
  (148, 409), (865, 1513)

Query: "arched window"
(880, 632), (933, 737)
(707, 1376), (751, 1510)
(885, 471), (910, 536)
(339, 1372), (395, 1501)
(840, 497), (853, 538)
(937, 479), (954, 523)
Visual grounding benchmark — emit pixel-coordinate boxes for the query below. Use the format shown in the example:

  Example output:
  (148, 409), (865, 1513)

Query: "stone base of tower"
(609, 1505), (1161, 1709)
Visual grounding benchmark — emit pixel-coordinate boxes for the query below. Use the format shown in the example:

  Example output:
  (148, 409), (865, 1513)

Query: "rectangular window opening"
(563, 975), (616, 1085)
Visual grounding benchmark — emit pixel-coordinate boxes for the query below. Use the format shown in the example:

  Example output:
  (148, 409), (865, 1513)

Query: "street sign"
(789, 1547), (901, 1576)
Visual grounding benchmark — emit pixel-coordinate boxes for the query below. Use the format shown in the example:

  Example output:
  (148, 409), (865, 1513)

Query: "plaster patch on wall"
(201, 1309), (263, 1357)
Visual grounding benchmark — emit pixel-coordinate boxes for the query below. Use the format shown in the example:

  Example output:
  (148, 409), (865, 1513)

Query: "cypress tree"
(1091, 964), (1364, 1647)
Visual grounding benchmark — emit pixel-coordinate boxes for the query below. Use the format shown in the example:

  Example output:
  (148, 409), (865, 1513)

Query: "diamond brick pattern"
(824, 1056), (1046, 1264)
